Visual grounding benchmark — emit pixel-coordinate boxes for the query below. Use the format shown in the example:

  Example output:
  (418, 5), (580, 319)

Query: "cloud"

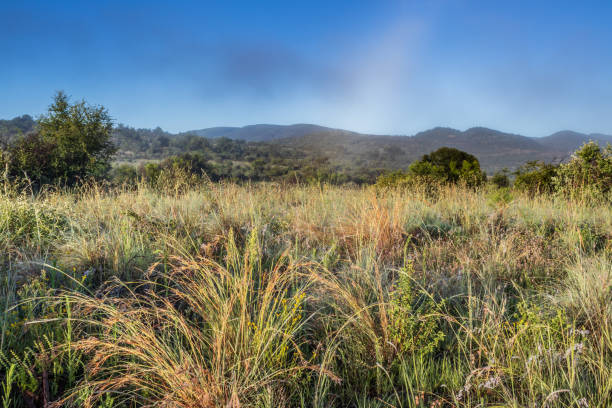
(213, 43), (345, 97)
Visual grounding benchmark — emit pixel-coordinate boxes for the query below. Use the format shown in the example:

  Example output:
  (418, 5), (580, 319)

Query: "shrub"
(0, 92), (116, 187)
(513, 161), (558, 195)
(109, 164), (138, 185)
(553, 142), (612, 200)
(376, 147), (485, 187)
(490, 169), (510, 188)
(412, 147), (485, 186)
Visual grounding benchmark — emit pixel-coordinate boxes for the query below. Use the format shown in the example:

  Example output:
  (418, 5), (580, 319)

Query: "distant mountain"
(536, 130), (612, 153)
(2, 113), (611, 173)
(183, 124), (612, 172)
(0, 115), (36, 145)
(186, 124), (352, 142)
(267, 126), (560, 172)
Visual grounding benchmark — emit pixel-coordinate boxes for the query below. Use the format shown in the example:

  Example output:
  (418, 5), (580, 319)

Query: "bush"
(553, 142), (612, 200)
(513, 161), (558, 195)
(376, 147), (485, 188)
(414, 147), (485, 186)
(110, 164), (138, 185)
(490, 169), (510, 188)
(0, 92), (116, 187)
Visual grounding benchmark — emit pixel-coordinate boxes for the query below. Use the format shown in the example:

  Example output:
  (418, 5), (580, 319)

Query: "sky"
(1, 0), (612, 136)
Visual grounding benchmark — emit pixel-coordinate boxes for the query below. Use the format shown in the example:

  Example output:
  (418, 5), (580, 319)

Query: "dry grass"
(0, 182), (610, 407)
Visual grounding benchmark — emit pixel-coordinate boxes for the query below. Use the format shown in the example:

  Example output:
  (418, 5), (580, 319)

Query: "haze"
(2, 0), (612, 136)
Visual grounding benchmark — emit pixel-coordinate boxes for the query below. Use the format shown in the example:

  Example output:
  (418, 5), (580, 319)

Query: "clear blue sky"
(2, 0), (611, 136)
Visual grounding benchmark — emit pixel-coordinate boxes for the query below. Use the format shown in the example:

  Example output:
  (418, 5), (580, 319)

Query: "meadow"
(0, 181), (610, 407)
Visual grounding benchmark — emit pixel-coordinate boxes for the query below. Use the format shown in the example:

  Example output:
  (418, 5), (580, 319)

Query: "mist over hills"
(186, 124), (611, 171)
(2, 114), (611, 173)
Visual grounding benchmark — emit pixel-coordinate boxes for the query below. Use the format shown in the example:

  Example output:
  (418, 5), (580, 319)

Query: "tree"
(513, 161), (558, 195)
(36, 91), (116, 184)
(410, 147), (485, 186)
(376, 147), (485, 188)
(553, 141), (612, 200)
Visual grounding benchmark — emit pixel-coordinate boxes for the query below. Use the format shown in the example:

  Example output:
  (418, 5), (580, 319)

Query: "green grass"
(0, 181), (610, 407)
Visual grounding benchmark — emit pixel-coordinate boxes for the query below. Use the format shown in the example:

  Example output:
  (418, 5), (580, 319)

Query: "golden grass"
(0, 182), (610, 407)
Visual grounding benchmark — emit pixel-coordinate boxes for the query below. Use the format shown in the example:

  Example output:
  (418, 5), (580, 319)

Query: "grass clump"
(0, 181), (609, 407)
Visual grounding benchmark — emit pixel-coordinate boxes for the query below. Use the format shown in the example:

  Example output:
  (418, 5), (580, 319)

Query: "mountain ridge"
(2, 115), (611, 172)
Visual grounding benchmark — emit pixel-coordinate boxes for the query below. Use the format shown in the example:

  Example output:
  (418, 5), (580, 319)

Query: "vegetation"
(376, 147), (485, 187)
(513, 142), (612, 201)
(1, 95), (611, 407)
(0, 93), (115, 187)
(0, 176), (609, 407)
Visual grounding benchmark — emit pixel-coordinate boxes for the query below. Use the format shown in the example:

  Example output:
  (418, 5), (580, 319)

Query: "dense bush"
(0, 92), (115, 187)
(513, 142), (612, 201)
(554, 141), (612, 200)
(513, 160), (559, 195)
(377, 147), (486, 187)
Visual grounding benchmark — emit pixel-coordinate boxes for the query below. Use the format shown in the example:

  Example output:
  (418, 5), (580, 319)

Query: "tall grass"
(0, 181), (610, 407)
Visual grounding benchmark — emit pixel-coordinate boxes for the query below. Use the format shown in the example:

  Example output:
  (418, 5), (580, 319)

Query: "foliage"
(376, 147), (486, 187)
(0, 92), (115, 187)
(388, 262), (445, 357)
(553, 141), (612, 200)
(513, 160), (559, 195)
(490, 168), (510, 188)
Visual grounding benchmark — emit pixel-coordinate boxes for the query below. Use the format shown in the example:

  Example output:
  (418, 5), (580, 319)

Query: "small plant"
(1, 363), (15, 408)
(389, 261), (445, 357)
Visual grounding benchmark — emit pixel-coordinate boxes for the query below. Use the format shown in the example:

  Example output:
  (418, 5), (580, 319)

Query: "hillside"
(537, 130), (612, 153)
(268, 126), (562, 172)
(2, 114), (611, 173)
(186, 124), (611, 171)
(0, 115), (36, 145)
(187, 124), (357, 142)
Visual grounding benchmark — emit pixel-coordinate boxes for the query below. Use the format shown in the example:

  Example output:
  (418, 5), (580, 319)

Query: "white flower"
(564, 343), (584, 359)
(479, 375), (502, 390)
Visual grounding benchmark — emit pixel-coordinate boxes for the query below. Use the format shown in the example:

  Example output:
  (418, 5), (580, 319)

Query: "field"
(0, 181), (610, 407)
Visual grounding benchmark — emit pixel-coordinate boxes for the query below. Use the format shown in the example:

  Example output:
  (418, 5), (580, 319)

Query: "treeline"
(376, 144), (612, 201)
(0, 94), (381, 187)
(1, 93), (611, 197)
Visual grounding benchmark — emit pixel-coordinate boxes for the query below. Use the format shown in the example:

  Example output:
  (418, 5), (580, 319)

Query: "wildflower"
(564, 343), (584, 359)
(571, 328), (590, 336)
(479, 375), (502, 390)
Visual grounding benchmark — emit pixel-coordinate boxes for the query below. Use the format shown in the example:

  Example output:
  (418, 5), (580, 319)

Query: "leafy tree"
(376, 147), (485, 188)
(513, 161), (558, 195)
(2, 132), (57, 185)
(37, 91), (116, 184)
(553, 141), (612, 200)
(410, 147), (485, 186)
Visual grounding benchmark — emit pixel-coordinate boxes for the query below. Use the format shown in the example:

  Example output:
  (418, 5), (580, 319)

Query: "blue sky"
(1, 1), (611, 136)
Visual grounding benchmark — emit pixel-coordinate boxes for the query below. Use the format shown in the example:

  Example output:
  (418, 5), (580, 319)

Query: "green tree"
(553, 141), (612, 200)
(37, 91), (116, 184)
(410, 147), (485, 186)
(513, 161), (558, 195)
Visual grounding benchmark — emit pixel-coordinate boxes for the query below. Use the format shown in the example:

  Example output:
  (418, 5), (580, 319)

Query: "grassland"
(0, 182), (610, 407)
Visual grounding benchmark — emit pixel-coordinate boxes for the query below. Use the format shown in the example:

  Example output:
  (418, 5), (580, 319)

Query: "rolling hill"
(2, 114), (611, 173)
(184, 124), (611, 172)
